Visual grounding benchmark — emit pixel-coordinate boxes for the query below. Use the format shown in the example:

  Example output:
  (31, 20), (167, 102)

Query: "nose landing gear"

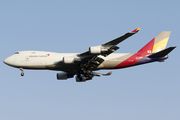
(20, 68), (24, 76)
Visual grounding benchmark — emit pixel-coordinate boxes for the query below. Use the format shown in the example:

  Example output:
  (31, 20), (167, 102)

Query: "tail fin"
(137, 31), (171, 57)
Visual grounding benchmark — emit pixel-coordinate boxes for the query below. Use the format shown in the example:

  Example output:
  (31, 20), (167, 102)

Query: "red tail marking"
(136, 38), (155, 57)
(114, 54), (137, 68)
(114, 38), (155, 69)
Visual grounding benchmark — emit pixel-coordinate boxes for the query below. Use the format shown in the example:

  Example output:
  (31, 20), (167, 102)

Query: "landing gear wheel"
(20, 68), (24, 76)
(21, 73), (24, 76)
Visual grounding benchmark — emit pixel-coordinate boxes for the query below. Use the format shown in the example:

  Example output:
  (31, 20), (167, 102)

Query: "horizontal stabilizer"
(148, 46), (176, 58)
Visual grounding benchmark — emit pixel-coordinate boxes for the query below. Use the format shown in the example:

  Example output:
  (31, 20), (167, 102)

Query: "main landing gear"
(20, 68), (24, 76)
(76, 68), (94, 82)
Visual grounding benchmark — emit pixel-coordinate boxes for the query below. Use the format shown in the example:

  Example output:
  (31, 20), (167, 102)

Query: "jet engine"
(63, 57), (75, 64)
(62, 57), (81, 64)
(57, 72), (74, 80)
(89, 46), (108, 54)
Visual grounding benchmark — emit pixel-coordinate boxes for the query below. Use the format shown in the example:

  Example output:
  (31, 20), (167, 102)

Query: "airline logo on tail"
(152, 31), (171, 53)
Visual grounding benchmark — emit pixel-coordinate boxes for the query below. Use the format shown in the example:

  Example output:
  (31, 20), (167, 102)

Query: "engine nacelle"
(57, 72), (74, 80)
(89, 46), (101, 54)
(63, 57), (75, 64)
(89, 46), (107, 54)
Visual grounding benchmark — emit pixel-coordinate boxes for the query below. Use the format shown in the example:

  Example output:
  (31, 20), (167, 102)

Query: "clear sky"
(0, 0), (180, 120)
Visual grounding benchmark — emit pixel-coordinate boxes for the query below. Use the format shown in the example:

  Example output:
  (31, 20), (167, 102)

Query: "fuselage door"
(25, 56), (29, 62)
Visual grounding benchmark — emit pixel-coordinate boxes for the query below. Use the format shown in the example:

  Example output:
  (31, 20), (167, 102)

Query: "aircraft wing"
(79, 28), (140, 57)
(93, 71), (112, 76)
(77, 28), (141, 70)
(56, 28), (140, 82)
(102, 28), (141, 46)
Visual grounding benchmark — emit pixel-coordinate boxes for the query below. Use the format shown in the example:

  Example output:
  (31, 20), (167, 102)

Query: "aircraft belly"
(46, 64), (79, 71)
(17, 65), (47, 69)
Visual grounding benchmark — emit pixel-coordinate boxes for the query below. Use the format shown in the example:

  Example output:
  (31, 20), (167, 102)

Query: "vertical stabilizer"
(137, 31), (171, 57)
(152, 31), (171, 53)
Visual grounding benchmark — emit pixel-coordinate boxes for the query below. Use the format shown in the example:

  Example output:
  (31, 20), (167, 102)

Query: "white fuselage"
(4, 51), (132, 71)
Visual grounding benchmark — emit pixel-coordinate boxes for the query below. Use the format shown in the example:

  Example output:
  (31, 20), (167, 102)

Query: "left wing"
(93, 71), (112, 76)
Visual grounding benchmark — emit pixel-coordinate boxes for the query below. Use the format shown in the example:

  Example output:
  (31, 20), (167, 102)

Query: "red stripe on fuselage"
(114, 53), (138, 68)
(114, 38), (155, 68)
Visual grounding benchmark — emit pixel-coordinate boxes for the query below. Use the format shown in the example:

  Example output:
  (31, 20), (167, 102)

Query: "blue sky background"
(0, 0), (180, 120)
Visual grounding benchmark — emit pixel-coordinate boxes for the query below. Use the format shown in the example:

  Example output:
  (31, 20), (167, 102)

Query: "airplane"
(3, 28), (176, 82)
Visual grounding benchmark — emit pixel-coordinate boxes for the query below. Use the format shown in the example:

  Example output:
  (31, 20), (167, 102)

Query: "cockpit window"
(15, 52), (19, 54)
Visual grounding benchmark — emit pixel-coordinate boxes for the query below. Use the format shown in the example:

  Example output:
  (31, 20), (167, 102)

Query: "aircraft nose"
(4, 57), (10, 65)
(3, 57), (14, 66)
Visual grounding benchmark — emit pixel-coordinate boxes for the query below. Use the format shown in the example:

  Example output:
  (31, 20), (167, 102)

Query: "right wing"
(55, 28), (140, 68)
(93, 71), (112, 76)
(79, 28), (140, 57)
(102, 28), (141, 46)
(77, 28), (141, 70)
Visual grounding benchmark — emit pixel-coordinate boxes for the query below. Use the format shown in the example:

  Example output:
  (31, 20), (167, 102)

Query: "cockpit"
(15, 52), (19, 54)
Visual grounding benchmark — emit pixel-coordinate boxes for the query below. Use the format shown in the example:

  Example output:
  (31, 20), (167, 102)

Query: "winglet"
(106, 72), (112, 75)
(131, 28), (141, 33)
